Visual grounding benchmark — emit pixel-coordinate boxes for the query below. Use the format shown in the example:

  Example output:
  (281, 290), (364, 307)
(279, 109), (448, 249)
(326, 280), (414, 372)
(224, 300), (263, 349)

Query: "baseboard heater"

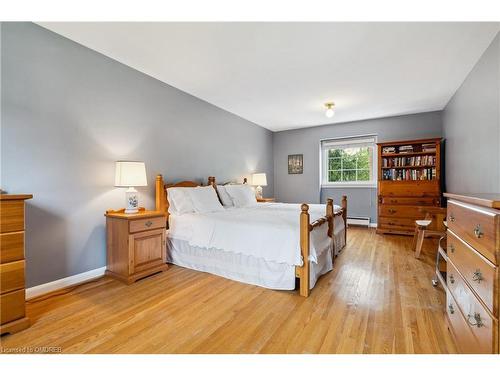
(347, 216), (370, 227)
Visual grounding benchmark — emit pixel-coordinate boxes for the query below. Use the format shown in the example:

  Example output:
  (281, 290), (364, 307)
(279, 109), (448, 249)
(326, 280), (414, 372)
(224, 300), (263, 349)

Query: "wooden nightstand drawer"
(447, 200), (499, 264)
(0, 260), (25, 294)
(1, 232), (25, 264)
(129, 216), (166, 233)
(0, 289), (25, 325)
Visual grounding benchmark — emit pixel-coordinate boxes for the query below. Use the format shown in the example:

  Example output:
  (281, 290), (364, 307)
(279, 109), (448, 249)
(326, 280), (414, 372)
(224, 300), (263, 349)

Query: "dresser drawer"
(447, 200), (499, 264)
(448, 230), (497, 314)
(0, 200), (25, 233)
(379, 180), (440, 197)
(447, 261), (496, 353)
(379, 216), (417, 228)
(129, 216), (166, 233)
(0, 260), (25, 294)
(0, 289), (25, 325)
(379, 196), (438, 206)
(446, 290), (486, 353)
(378, 205), (422, 218)
(0, 231), (25, 264)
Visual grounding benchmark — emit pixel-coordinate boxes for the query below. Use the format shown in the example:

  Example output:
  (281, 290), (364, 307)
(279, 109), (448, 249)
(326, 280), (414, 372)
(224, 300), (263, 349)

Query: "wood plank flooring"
(0, 228), (457, 353)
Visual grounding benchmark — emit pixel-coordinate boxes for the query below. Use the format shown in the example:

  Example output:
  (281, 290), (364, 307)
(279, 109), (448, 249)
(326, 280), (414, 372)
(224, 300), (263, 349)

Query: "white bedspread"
(168, 203), (343, 266)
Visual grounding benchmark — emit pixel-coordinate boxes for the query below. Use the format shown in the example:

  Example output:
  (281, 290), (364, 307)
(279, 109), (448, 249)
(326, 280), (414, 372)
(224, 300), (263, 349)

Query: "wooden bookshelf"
(377, 138), (442, 235)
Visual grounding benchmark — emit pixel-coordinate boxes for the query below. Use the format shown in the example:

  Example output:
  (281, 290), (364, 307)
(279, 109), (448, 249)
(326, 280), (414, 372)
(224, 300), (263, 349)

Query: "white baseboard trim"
(26, 266), (106, 300)
(369, 223), (378, 228)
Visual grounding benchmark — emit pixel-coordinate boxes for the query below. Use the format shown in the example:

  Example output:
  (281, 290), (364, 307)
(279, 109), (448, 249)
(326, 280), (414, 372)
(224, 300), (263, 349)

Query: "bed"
(155, 175), (347, 297)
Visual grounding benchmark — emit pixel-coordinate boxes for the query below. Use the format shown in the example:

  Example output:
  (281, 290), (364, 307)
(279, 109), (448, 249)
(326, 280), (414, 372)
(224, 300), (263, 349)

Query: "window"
(321, 136), (376, 187)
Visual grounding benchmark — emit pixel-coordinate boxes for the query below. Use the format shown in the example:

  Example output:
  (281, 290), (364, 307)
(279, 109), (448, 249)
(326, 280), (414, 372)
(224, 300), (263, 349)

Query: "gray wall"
(1, 23), (274, 287)
(273, 111), (443, 222)
(443, 32), (500, 194)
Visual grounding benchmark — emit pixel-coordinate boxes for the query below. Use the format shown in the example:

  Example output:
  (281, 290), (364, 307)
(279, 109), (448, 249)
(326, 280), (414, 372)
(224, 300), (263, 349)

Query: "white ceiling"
(38, 22), (500, 131)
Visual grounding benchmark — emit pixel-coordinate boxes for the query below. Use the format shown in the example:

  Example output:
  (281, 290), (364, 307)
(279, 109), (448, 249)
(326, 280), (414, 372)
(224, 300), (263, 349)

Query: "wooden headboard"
(155, 174), (216, 223)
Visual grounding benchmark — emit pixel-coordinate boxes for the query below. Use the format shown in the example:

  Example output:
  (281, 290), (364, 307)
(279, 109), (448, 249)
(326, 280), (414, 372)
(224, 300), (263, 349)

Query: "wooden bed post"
(156, 174), (167, 213)
(326, 198), (334, 238)
(299, 204), (310, 297)
(326, 198), (335, 263)
(341, 195), (347, 244)
(207, 176), (216, 188)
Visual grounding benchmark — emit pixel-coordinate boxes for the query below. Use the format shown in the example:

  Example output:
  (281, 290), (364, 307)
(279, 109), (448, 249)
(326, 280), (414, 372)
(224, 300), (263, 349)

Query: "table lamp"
(114, 161), (147, 213)
(252, 173), (267, 199)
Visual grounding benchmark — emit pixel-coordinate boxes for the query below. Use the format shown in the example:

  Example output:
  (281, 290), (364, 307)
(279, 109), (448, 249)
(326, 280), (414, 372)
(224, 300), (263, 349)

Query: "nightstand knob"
(145, 221), (153, 227)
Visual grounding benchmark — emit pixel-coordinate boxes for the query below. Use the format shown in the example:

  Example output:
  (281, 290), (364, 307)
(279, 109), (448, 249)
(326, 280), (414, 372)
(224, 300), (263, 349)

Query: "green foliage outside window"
(327, 147), (372, 183)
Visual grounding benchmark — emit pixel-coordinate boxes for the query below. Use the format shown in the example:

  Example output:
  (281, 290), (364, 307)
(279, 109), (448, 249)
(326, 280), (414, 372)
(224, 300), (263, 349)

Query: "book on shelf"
(398, 145), (414, 154)
(382, 146), (396, 154)
(382, 167), (436, 181)
(381, 155), (436, 168)
(421, 143), (437, 152)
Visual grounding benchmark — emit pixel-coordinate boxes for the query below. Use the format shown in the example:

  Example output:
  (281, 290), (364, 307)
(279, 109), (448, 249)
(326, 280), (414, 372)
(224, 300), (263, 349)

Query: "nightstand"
(105, 208), (168, 284)
(256, 198), (275, 203)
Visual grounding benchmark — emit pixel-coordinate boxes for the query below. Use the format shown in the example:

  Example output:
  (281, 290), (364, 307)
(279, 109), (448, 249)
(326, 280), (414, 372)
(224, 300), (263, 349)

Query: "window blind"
(321, 136), (376, 151)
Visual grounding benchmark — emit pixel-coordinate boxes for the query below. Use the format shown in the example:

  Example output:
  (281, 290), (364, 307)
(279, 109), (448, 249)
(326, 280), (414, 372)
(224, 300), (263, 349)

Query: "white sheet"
(168, 202), (343, 266)
(167, 237), (335, 290)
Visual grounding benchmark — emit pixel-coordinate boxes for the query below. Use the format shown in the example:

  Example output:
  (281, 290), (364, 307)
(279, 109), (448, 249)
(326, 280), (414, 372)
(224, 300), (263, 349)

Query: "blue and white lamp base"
(125, 187), (139, 214)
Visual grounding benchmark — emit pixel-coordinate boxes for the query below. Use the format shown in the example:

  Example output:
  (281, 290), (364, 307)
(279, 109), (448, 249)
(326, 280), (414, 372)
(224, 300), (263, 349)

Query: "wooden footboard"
(295, 196), (347, 297)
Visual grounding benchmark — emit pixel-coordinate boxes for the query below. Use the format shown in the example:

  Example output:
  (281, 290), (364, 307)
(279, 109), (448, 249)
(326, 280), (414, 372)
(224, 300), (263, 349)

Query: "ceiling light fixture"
(325, 102), (335, 118)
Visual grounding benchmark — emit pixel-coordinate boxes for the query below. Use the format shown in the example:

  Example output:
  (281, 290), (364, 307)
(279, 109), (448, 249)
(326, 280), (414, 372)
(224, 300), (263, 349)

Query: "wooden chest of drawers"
(0, 194), (32, 335)
(105, 208), (168, 284)
(443, 193), (499, 354)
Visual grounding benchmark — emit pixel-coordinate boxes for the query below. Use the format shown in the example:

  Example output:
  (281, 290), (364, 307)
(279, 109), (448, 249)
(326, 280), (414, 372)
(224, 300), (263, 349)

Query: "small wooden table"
(257, 197), (275, 203)
(105, 208), (168, 284)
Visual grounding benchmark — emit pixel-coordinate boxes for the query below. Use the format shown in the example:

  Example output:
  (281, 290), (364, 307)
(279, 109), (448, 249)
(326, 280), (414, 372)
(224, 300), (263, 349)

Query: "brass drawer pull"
(388, 209), (397, 214)
(467, 313), (484, 328)
(145, 221), (153, 227)
(448, 304), (455, 314)
(449, 244), (455, 254)
(449, 274), (455, 284)
(449, 215), (455, 222)
(472, 269), (483, 283)
(473, 224), (483, 238)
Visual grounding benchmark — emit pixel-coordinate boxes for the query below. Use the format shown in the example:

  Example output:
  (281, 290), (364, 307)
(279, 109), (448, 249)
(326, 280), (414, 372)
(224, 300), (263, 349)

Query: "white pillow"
(186, 186), (225, 214)
(216, 185), (234, 207)
(224, 185), (257, 208)
(167, 187), (195, 215)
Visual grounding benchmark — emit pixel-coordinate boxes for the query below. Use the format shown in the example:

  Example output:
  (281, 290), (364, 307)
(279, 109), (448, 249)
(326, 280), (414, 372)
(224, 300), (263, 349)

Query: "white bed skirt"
(167, 230), (345, 291)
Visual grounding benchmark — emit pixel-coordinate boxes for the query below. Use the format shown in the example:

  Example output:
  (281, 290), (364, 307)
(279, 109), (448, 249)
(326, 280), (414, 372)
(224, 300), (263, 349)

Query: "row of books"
(422, 143), (437, 152)
(382, 155), (436, 167)
(382, 168), (437, 181)
(381, 143), (437, 155)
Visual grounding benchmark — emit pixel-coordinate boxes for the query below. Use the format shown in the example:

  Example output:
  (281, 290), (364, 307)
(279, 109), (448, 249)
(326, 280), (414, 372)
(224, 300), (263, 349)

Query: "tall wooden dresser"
(377, 138), (442, 235)
(0, 194), (32, 335)
(443, 193), (499, 354)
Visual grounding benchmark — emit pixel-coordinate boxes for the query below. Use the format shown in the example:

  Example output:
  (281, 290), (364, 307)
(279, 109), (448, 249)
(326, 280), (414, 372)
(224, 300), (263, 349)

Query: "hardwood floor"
(0, 228), (457, 354)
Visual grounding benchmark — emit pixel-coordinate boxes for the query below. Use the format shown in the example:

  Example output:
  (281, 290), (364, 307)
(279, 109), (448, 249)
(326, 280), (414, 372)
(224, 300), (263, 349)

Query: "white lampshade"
(114, 161), (148, 187)
(252, 173), (267, 186)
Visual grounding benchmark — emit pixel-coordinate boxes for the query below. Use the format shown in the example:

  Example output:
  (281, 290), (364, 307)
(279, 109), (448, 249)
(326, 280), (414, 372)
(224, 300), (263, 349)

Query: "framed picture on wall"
(288, 154), (303, 174)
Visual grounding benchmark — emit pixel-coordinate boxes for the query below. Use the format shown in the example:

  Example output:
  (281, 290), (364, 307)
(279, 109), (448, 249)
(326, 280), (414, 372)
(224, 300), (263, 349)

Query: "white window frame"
(320, 135), (377, 188)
